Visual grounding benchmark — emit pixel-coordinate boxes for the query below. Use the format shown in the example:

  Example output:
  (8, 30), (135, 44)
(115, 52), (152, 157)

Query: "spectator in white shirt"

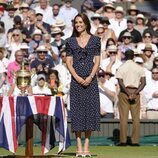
(59, 0), (78, 28)
(143, 67), (158, 119)
(109, 6), (127, 39)
(33, 73), (51, 95)
(97, 68), (116, 118)
(34, 0), (53, 23)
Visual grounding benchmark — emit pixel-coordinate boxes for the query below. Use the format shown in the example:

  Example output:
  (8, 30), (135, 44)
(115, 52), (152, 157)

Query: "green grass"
(0, 146), (158, 158)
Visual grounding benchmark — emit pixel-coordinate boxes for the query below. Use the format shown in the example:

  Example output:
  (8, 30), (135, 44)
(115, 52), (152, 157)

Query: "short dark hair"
(125, 49), (134, 60)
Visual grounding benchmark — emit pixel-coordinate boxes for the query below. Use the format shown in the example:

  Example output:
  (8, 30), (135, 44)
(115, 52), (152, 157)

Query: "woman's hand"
(82, 76), (92, 86)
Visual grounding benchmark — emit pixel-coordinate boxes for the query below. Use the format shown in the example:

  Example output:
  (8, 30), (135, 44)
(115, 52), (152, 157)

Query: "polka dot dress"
(66, 35), (101, 132)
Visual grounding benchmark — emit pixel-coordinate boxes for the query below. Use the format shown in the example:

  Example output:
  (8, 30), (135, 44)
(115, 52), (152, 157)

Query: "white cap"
(134, 57), (144, 63)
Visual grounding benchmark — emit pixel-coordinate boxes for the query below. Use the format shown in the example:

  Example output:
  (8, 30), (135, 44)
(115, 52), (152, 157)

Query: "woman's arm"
(66, 56), (85, 85)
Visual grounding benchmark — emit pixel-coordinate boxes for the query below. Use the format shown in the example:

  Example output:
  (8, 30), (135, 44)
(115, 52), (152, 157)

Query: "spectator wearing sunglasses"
(100, 45), (122, 76)
(118, 17), (142, 45)
(142, 67), (158, 119)
(97, 68), (116, 118)
(118, 32), (135, 62)
(137, 31), (158, 56)
(30, 45), (54, 77)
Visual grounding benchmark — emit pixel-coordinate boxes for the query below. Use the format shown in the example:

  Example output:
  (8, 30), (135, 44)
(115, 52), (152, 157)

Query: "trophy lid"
(16, 62), (31, 77)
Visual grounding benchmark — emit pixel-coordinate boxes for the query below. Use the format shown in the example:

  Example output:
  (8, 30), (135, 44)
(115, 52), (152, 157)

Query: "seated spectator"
(47, 69), (63, 96)
(118, 32), (135, 61)
(7, 50), (24, 85)
(0, 21), (7, 47)
(90, 13), (102, 35)
(102, 38), (116, 60)
(143, 67), (158, 119)
(142, 44), (155, 70)
(7, 29), (23, 63)
(137, 31), (158, 56)
(134, 14), (148, 35)
(28, 29), (43, 55)
(100, 45), (122, 76)
(51, 27), (66, 57)
(109, 6), (127, 38)
(35, 11), (51, 34)
(30, 45), (54, 76)
(19, 3), (30, 22)
(32, 73), (51, 95)
(153, 57), (158, 68)
(96, 3), (115, 20)
(126, 4), (139, 21)
(118, 17), (142, 45)
(0, 72), (9, 96)
(97, 68), (116, 118)
(0, 47), (9, 74)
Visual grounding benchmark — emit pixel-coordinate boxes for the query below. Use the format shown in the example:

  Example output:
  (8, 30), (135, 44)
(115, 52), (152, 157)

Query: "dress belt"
(146, 109), (158, 111)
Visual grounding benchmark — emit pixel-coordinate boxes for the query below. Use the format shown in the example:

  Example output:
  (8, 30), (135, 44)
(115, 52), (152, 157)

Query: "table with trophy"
(0, 63), (70, 157)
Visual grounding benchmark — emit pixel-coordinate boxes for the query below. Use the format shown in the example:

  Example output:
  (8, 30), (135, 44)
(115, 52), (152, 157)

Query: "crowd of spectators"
(0, 0), (158, 120)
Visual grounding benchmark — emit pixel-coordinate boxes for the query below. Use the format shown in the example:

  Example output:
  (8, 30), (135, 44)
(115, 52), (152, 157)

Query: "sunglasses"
(152, 72), (158, 74)
(98, 75), (105, 78)
(144, 35), (151, 38)
(123, 36), (131, 39)
(61, 55), (66, 58)
(97, 31), (104, 35)
(109, 51), (117, 54)
(13, 34), (19, 37)
(38, 51), (47, 54)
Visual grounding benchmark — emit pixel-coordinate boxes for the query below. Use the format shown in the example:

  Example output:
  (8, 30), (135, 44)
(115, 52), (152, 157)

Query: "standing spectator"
(66, 13), (100, 157)
(116, 49), (146, 146)
(109, 6), (127, 38)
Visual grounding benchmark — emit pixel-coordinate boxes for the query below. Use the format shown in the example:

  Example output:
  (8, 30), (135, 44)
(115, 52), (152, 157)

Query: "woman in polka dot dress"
(66, 13), (101, 157)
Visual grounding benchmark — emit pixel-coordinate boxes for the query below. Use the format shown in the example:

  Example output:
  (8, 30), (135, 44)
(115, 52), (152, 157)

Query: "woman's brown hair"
(71, 13), (91, 37)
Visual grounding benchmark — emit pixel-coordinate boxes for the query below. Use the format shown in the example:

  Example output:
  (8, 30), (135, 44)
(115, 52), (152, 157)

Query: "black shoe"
(130, 143), (140, 146)
(117, 143), (127, 146)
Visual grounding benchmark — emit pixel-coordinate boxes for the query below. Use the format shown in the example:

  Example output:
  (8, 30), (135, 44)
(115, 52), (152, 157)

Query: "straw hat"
(107, 45), (117, 52)
(91, 13), (102, 20)
(136, 14), (145, 20)
(36, 45), (47, 52)
(32, 29), (42, 36)
(127, 4), (139, 14)
(20, 3), (29, 9)
(121, 32), (133, 39)
(114, 6), (125, 15)
(52, 19), (65, 28)
(142, 44), (154, 52)
(6, 4), (17, 11)
(104, 3), (115, 10)
(20, 43), (29, 50)
(51, 27), (64, 37)
(0, 0), (7, 9)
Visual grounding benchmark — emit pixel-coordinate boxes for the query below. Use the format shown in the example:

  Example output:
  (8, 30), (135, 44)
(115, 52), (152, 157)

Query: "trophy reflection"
(16, 62), (31, 96)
